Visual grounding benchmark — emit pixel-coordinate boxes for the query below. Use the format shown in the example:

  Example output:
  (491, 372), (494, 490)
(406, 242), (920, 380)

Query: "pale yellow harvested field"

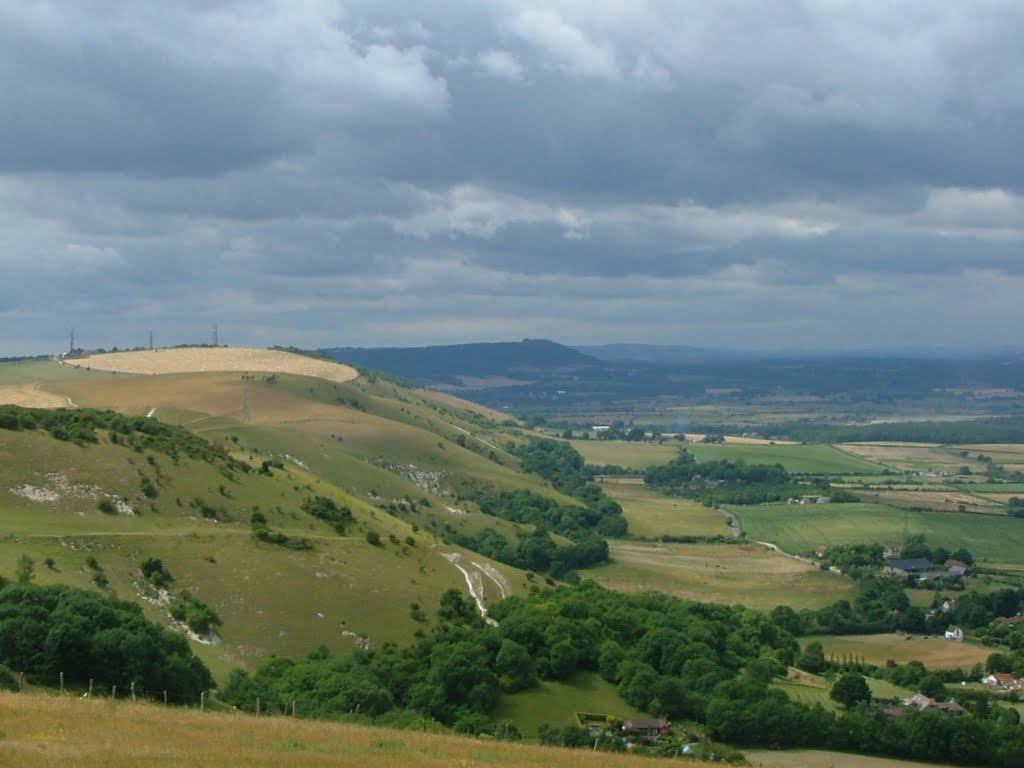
(682, 433), (798, 445)
(0, 384), (71, 408)
(73, 347), (358, 383)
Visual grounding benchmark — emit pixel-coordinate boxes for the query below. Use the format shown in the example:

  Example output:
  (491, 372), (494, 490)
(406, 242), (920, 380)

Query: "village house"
(903, 693), (965, 714)
(942, 599), (957, 613)
(944, 625), (964, 641)
(982, 673), (1024, 691)
(995, 615), (1024, 626)
(883, 544), (906, 560)
(621, 719), (669, 740)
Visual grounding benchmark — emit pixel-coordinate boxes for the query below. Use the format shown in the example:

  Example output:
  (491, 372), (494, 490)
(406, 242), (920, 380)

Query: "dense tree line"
(508, 439), (628, 536)
(220, 579), (1024, 764)
(223, 581), (798, 730)
(0, 581), (213, 700)
(643, 450), (827, 504)
(447, 526), (608, 579)
(748, 416), (1024, 447)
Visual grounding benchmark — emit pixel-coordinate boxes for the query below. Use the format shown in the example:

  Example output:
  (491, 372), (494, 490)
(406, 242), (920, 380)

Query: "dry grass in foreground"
(0, 692), (658, 768)
(72, 347), (358, 384)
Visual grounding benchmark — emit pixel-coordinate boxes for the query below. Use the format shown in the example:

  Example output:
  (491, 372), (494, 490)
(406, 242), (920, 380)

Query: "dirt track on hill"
(71, 347), (358, 383)
(0, 384), (72, 408)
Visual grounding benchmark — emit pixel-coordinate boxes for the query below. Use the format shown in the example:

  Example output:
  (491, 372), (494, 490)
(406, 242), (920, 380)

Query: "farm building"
(884, 558), (933, 576)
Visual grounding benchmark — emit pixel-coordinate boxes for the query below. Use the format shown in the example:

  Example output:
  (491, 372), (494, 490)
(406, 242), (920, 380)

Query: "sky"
(2, 1), (1023, 356)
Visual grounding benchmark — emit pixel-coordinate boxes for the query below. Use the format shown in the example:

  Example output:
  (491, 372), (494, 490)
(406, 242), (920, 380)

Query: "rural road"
(720, 506), (742, 537)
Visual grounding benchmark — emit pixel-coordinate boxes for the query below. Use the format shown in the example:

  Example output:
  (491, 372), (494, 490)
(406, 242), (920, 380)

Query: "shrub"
(365, 531), (382, 547)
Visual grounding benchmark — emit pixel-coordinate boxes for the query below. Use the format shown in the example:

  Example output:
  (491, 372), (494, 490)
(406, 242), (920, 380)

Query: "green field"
(493, 671), (648, 736)
(776, 670), (914, 712)
(589, 542), (854, 611)
(600, 479), (729, 538)
(570, 439), (681, 469)
(735, 502), (1024, 568)
(681, 442), (885, 475)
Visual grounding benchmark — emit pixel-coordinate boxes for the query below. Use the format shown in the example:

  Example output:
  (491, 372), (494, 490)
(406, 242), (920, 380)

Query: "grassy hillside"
(0, 352), (570, 685)
(0, 423), (524, 681)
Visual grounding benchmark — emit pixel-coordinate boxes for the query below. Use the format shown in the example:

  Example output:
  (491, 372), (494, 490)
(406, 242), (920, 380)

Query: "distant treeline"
(0, 581), (213, 701)
(690, 416), (1024, 445)
(643, 450), (828, 504)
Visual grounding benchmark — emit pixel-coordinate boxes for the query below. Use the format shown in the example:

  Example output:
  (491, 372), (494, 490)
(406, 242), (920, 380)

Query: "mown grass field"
(493, 671), (648, 736)
(802, 634), (993, 670)
(589, 542), (854, 611)
(0, 692), (664, 768)
(681, 442), (885, 475)
(599, 479), (729, 538)
(775, 674), (913, 712)
(735, 502), (1024, 567)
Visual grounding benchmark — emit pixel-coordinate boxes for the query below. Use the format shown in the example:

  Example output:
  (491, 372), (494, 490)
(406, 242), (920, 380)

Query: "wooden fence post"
(112, 685), (117, 700)
(256, 697), (260, 717)
(201, 691), (206, 712)
(59, 671), (64, 694)
(88, 679), (94, 697)
(130, 681), (136, 702)
(164, 690), (168, 705)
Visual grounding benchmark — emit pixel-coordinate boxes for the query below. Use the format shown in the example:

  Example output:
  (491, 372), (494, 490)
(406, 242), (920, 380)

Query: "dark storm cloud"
(2, 1), (1024, 355)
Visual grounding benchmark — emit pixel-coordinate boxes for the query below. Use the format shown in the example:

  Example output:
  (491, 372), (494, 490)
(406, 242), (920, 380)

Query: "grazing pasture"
(493, 671), (648, 736)
(735, 502), (1024, 568)
(599, 478), (730, 538)
(590, 542), (854, 611)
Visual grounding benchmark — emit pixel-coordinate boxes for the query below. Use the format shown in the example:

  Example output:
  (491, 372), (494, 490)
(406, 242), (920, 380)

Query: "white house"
(944, 625), (964, 641)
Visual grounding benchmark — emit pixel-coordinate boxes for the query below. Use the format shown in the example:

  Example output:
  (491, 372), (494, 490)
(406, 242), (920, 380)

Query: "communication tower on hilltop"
(69, 328), (75, 354)
(149, 330), (153, 350)
(212, 323), (219, 347)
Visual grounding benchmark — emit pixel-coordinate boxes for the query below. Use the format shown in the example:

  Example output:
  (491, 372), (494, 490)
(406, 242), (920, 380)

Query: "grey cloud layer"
(2, 1), (1023, 354)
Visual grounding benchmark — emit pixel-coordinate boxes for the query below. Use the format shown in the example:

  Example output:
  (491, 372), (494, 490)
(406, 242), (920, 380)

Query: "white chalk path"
(442, 552), (499, 626)
(472, 560), (511, 599)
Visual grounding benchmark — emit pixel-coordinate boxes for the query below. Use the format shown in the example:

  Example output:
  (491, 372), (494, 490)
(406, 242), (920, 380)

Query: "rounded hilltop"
(69, 346), (359, 383)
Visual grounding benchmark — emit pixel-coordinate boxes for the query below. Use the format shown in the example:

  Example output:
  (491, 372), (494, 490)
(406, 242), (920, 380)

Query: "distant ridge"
(320, 339), (598, 383)
(575, 343), (750, 363)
